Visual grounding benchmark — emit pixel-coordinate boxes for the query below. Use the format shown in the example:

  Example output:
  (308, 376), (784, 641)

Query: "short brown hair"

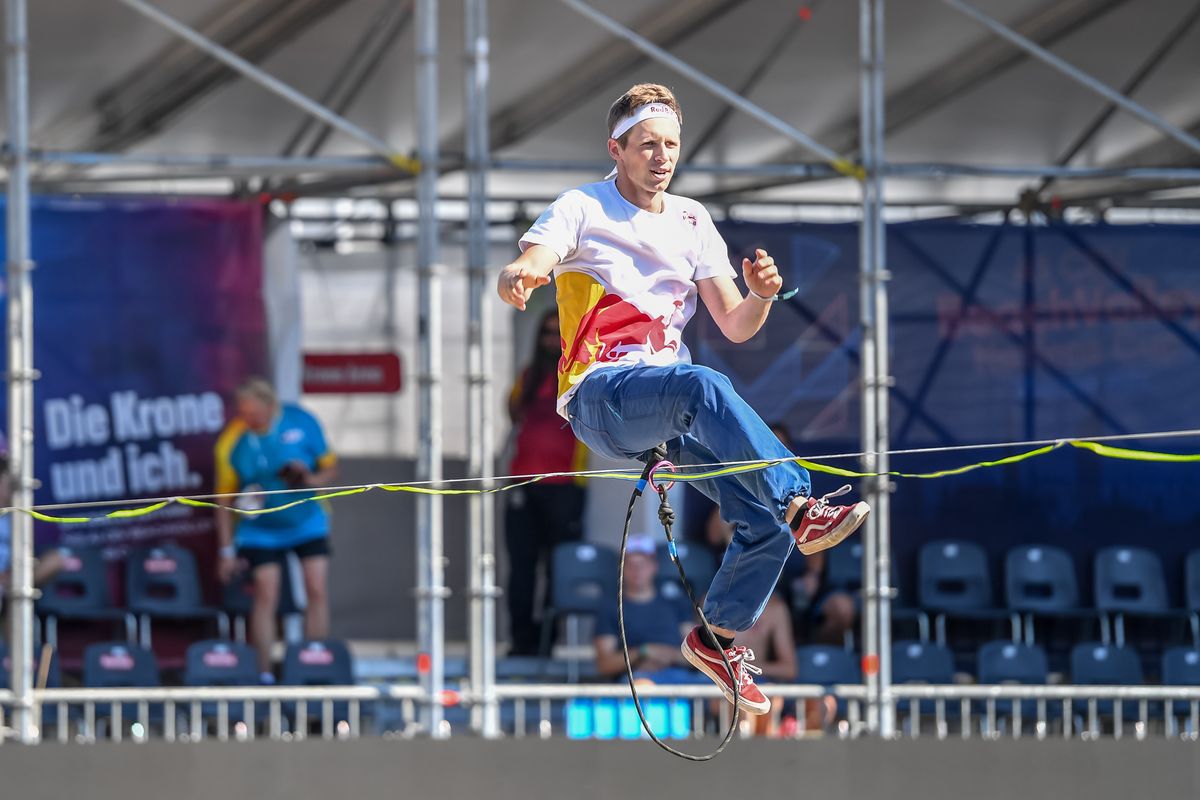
(606, 83), (682, 145)
(236, 376), (278, 408)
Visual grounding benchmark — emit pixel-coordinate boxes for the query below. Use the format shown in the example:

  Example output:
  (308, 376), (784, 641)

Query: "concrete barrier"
(3, 738), (1199, 800)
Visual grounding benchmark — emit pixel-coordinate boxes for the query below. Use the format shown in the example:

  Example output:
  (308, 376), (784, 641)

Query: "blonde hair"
(236, 376), (278, 408)
(606, 83), (682, 145)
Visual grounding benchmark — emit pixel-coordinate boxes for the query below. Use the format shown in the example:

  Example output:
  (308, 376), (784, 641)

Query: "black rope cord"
(617, 446), (743, 761)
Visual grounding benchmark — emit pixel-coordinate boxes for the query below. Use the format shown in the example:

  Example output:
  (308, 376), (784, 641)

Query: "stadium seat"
(976, 640), (1049, 723)
(538, 542), (618, 680)
(1184, 550), (1200, 646)
(184, 639), (260, 725)
(126, 543), (230, 647)
(36, 545), (136, 647)
(184, 639), (259, 686)
(1069, 642), (1142, 722)
(1093, 546), (1188, 649)
(919, 540), (1015, 649)
(1161, 646), (1200, 722)
(892, 640), (956, 720)
(83, 641), (162, 725)
(281, 639), (355, 725)
(796, 644), (861, 715)
(1005, 544), (1102, 666)
(282, 639), (354, 685)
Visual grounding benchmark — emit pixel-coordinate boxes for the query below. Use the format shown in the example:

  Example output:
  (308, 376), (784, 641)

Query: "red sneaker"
(680, 627), (772, 715)
(790, 485), (870, 556)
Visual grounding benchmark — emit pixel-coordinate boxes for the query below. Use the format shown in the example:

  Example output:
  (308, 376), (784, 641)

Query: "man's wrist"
(748, 287), (775, 302)
(219, 545), (237, 559)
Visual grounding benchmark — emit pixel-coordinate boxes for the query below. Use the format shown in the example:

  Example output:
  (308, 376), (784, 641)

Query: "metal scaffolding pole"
(5, 0), (38, 745)
(415, 0), (446, 738)
(942, 0), (1200, 158)
(112, 0), (419, 172)
(868, 0), (895, 741)
(464, 0), (499, 739)
(858, 0), (883, 737)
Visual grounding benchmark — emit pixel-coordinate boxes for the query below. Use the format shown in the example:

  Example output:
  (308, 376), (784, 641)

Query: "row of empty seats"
(0, 638), (351, 692)
(35, 542), (301, 652)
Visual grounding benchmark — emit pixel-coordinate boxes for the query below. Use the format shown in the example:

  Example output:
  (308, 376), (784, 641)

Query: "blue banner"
(702, 221), (1200, 600)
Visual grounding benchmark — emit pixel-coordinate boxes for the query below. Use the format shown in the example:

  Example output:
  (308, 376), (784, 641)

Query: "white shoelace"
(727, 646), (763, 686)
(806, 483), (853, 518)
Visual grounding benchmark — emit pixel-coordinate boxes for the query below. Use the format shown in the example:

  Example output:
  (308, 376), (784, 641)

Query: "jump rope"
(616, 445), (742, 761)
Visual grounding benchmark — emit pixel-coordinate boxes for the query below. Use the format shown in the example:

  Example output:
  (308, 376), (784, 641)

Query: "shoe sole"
(680, 643), (772, 715)
(796, 502), (870, 556)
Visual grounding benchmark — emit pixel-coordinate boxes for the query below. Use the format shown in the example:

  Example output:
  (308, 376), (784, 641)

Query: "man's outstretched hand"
(497, 263), (551, 310)
(743, 248), (783, 300)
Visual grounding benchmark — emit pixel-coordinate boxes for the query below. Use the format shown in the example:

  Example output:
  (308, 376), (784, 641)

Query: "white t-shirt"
(519, 179), (735, 418)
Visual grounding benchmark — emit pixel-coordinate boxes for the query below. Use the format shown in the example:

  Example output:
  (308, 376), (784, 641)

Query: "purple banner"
(0, 197), (268, 557)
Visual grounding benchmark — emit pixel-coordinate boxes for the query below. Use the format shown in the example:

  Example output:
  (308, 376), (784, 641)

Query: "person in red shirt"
(505, 310), (588, 655)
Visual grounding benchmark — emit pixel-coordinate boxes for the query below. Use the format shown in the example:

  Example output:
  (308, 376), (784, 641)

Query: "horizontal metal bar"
(480, 683), (868, 701)
(491, 158), (842, 178)
(29, 685), (425, 703)
(892, 685), (1200, 700)
(493, 158), (1200, 182)
(889, 162), (1200, 181)
(33, 150), (387, 172)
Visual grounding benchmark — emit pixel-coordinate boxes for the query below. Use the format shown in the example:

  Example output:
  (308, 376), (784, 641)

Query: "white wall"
(296, 237), (515, 460)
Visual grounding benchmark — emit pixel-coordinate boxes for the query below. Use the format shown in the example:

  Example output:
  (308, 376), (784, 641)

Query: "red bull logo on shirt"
(556, 272), (682, 400)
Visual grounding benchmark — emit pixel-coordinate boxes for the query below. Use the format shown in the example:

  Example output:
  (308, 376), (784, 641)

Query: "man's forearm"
(722, 294), (772, 343)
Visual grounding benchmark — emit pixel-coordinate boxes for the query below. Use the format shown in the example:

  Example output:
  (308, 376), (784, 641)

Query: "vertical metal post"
(857, 0), (881, 737)
(415, 0), (446, 738)
(383, 206), (400, 453)
(5, 0), (39, 745)
(869, 0), (895, 741)
(464, 0), (499, 738)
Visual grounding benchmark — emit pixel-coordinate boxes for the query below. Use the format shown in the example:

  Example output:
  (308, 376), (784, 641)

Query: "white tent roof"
(12, 0), (1200, 208)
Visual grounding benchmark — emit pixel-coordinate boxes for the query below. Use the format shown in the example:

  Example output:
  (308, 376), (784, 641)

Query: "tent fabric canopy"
(8, 0), (1200, 205)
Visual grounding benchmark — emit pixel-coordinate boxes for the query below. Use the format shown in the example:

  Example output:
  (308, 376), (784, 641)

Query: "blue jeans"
(568, 364), (811, 632)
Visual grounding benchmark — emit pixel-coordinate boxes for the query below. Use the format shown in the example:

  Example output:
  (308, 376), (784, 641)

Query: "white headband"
(610, 102), (680, 140)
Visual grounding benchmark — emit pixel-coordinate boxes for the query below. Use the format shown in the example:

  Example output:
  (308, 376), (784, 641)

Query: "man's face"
(236, 395), (275, 433)
(623, 551), (659, 595)
(609, 116), (681, 195)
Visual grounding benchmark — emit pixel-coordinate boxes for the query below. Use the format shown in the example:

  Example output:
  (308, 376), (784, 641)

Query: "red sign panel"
(303, 352), (402, 394)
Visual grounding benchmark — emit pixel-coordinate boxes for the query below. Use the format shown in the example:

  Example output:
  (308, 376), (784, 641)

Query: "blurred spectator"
(214, 377), (337, 682)
(505, 310), (586, 655)
(593, 534), (698, 683)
